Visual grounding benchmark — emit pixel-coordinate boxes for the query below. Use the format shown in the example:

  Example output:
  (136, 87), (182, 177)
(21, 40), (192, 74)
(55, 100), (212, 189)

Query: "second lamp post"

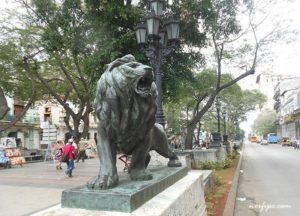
(135, 0), (180, 126)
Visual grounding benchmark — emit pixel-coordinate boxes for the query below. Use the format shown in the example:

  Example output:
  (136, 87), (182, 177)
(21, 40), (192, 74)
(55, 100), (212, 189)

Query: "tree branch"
(30, 58), (76, 118)
(0, 57), (36, 132)
(0, 87), (10, 120)
(55, 55), (84, 101)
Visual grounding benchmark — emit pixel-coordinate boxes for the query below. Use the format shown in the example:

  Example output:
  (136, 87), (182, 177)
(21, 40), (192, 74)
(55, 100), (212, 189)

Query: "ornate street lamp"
(215, 98), (221, 133)
(222, 110), (227, 135)
(222, 110), (231, 153)
(135, 0), (180, 126)
(210, 97), (222, 149)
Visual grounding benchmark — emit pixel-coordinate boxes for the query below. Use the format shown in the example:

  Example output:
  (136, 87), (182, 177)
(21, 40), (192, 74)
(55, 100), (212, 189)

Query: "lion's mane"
(95, 55), (157, 154)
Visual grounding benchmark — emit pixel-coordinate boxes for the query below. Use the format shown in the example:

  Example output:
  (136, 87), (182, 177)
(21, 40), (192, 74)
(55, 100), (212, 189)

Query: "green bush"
(227, 151), (240, 160)
(200, 152), (239, 170)
(223, 157), (232, 169)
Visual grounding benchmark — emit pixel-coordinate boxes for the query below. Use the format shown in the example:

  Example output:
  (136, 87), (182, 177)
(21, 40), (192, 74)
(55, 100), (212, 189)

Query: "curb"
(223, 147), (244, 216)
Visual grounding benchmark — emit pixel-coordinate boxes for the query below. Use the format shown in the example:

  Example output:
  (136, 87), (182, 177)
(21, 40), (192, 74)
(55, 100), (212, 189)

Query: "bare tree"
(183, 0), (296, 149)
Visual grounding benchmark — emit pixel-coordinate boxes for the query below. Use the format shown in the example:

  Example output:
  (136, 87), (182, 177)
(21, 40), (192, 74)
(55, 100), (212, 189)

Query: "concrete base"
(176, 148), (226, 169)
(62, 166), (188, 213)
(32, 170), (207, 216)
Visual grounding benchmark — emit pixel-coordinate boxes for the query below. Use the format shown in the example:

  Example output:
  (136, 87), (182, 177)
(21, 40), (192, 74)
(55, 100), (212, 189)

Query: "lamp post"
(222, 110), (227, 135)
(210, 97), (222, 149)
(135, 0), (180, 126)
(216, 98), (221, 133)
(222, 110), (230, 153)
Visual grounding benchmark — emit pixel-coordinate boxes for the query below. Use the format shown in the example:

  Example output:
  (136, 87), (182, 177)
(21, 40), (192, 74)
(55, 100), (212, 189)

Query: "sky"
(1, 0), (299, 135)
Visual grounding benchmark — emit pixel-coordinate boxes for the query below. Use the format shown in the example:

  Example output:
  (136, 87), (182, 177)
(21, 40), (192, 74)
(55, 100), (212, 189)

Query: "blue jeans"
(66, 160), (74, 177)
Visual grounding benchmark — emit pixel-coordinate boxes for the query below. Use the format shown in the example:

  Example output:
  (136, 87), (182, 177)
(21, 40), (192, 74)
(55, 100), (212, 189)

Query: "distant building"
(0, 96), (40, 149)
(273, 77), (300, 140)
(37, 102), (98, 148)
(0, 96), (98, 150)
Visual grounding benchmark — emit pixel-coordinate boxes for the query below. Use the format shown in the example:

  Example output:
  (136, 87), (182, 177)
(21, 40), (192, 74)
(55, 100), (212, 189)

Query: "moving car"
(249, 135), (258, 143)
(260, 139), (268, 145)
(292, 140), (300, 149)
(281, 137), (290, 146)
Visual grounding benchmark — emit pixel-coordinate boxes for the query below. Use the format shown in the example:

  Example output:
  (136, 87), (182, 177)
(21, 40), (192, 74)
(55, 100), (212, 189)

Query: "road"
(0, 157), (128, 216)
(234, 141), (300, 216)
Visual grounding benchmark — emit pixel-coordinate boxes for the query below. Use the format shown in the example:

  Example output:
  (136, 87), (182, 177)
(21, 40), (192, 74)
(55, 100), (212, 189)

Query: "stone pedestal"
(210, 132), (222, 149)
(32, 170), (206, 216)
(62, 166), (188, 213)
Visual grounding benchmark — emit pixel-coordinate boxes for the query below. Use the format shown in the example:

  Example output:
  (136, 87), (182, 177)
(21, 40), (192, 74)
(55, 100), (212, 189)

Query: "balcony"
(1, 114), (13, 122)
(22, 115), (40, 124)
(284, 114), (294, 124)
(0, 114), (39, 124)
(273, 100), (281, 111)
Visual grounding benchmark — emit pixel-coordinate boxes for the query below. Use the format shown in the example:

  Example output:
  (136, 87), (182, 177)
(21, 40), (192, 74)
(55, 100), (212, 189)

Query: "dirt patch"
(205, 156), (240, 216)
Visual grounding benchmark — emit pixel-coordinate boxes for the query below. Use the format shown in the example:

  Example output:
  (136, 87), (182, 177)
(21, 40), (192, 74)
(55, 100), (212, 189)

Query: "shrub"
(200, 152), (239, 170)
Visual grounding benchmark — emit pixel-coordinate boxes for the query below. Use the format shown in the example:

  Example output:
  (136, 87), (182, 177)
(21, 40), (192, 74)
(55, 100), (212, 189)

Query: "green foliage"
(252, 109), (277, 137)
(199, 150), (239, 170)
(205, 86), (267, 138)
(227, 151), (240, 160)
(212, 171), (223, 186)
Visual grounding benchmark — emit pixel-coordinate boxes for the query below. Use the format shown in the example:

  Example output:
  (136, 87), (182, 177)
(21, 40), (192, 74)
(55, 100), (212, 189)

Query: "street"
(0, 157), (127, 216)
(235, 141), (300, 216)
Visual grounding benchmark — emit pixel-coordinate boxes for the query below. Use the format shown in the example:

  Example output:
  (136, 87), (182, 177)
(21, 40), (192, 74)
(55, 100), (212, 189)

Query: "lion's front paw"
(130, 169), (153, 181)
(87, 174), (119, 190)
(168, 159), (182, 167)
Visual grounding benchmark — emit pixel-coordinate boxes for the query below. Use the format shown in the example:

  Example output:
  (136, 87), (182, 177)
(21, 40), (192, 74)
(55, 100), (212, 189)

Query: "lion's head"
(108, 55), (156, 98)
(95, 55), (157, 151)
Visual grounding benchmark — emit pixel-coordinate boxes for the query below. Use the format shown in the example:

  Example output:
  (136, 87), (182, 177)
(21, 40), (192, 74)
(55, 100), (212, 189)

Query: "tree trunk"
(0, 87), (10, 119)
(81, 111), (90, 139)
(185, 124), (196, 149)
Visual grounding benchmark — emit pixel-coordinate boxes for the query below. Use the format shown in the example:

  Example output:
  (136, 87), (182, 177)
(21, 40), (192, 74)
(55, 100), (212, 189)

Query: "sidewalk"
(0, 157), (127, 216)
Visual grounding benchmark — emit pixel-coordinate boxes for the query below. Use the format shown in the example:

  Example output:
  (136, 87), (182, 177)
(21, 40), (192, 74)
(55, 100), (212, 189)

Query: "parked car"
(281, 137), (290, 146)
(260, 139), (268, 145)
(293, 140), (300, 149)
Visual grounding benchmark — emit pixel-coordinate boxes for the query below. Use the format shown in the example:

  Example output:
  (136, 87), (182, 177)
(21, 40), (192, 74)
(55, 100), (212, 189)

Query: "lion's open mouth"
(136, 71), (153, 96)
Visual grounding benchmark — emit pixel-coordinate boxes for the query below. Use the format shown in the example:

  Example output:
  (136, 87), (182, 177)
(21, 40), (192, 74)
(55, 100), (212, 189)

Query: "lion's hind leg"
(152, 123), (182, 167)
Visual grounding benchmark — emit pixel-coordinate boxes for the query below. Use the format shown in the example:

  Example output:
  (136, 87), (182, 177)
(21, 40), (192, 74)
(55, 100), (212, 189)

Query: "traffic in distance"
(248, 133), (300, 148)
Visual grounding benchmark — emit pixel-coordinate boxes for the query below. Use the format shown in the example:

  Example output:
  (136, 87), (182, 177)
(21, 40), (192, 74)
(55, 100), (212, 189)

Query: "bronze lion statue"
(87, 55), (181, 190)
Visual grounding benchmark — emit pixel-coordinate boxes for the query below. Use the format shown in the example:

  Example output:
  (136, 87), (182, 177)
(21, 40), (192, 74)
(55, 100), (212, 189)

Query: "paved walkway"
(0, 157), (127, 216)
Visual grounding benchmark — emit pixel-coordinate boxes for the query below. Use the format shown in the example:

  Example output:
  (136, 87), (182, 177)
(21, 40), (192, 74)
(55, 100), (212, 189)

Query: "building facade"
(0, 97), (40, 149)
(274, 78), (300, 140)
(0, 96), (98, 150)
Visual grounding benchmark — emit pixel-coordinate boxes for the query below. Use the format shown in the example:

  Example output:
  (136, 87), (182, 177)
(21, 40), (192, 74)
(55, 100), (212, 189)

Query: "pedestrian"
(54, 140), (64, 170)
(72, 139), (78, 160)
(76, 138), (87, 163)
(63, 139), (75, 177)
